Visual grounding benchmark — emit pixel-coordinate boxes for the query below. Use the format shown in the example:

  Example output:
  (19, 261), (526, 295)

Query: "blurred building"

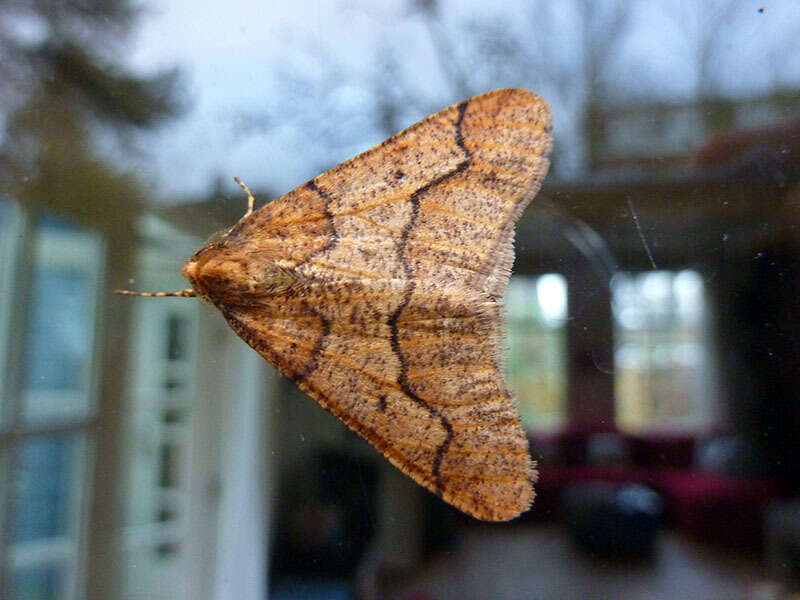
(586, 89), (800, 173)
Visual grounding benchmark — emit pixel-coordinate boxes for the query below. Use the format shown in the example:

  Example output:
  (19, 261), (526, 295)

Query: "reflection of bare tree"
(637, 1), (800, 101)
(234, 0), (799, 183)
(681, 0), (741, 99)
(410, 0), (472, 100)
(238, 0), (637, 179)
(475, 1), (631, 109)
(466, 0), (634, 173)
(664, 0), (761, 99)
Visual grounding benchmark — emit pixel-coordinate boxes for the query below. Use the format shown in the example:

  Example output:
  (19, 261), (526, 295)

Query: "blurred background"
(1, 1), (800, 599)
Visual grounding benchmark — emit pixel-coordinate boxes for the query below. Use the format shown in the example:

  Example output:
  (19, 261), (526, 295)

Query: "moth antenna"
(115, 288), (197, 298)
(233, 176), (255, 217)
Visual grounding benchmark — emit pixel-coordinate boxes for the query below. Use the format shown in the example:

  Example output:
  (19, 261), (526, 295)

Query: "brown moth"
(119, 89), (552, 521)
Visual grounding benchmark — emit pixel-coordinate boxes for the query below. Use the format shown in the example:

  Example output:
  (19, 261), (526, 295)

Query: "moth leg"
(233, 176), (255, 217)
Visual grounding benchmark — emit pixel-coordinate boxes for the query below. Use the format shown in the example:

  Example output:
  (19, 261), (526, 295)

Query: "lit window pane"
(612, 270), (713, 430)
(506, 275), (567, 430)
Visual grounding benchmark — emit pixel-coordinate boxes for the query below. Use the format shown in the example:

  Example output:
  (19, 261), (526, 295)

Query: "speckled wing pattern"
(215, 89), (552, 521)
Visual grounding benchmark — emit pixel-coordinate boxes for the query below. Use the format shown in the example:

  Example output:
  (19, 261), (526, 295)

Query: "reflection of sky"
(23, 269), (89, 392)
(127, 0), (800, 201)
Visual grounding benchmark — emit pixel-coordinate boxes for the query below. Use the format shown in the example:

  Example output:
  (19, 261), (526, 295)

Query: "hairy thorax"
(182, 241), (295, 306)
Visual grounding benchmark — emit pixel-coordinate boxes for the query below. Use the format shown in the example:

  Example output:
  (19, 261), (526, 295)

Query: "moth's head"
(180, 241), (245, 305)
(181, 240), (294, 305)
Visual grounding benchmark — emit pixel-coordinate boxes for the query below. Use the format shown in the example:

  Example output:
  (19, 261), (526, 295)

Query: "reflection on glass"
(612, 270), (712, 430)
(0, 198), (19, 427)
(21, 214), (102, 423)
(122, 299), (197, 597)
(23, 269), (90, 393)
(11, 564), (61, 600)
(9, 435), (84, 600)
(166, 315), (186, 361)
(506, 275), (568, 430)
(14, 437), (73, 543)
(158, 443), (178, 489)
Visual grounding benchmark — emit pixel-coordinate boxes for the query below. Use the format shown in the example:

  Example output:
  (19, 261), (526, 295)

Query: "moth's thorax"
(181, 242), (292, 305)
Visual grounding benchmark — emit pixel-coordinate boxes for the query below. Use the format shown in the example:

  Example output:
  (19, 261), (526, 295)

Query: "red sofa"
(529, 424), (784, 551)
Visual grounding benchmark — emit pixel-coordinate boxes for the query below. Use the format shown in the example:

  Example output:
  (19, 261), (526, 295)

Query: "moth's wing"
(215, 89), (548, 519)
(222, 282), (535, 522)
(224, 89), (552, 297)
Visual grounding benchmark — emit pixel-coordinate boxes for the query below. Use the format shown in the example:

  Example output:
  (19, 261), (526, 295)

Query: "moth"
(119, 89), (552, 521)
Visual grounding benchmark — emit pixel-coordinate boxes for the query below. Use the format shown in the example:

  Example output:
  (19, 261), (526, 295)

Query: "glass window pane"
(14, 437), (75, 542)
(22, 269), (91, 394)
(0, 449), (6, 549)
(11, 564), (62, 600)
(21, 214), (103, 424)
(0, 198), (21, 427)
(506, 275), (568, 430)
(8, 434), (86, 600)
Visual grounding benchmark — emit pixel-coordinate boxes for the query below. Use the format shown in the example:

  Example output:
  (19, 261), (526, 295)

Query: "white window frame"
(0, 200), (106, 600)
